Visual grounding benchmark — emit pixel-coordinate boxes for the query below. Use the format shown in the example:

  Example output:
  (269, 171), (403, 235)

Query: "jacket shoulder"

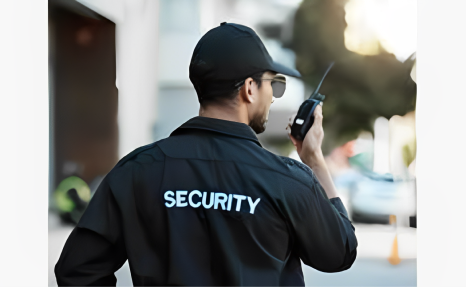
(259, 148), (316, 188)
(277, 155), (314, 176)
(115, 140), (166, 168)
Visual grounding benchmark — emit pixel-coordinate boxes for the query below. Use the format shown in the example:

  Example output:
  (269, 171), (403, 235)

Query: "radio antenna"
(308, 62), (335, 99)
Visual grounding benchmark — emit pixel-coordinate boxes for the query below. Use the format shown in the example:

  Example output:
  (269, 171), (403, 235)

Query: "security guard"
(55, 23), (357, 286)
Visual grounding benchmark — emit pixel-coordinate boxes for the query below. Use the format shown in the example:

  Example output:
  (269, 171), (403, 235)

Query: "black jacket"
(55, 116), (357, 286)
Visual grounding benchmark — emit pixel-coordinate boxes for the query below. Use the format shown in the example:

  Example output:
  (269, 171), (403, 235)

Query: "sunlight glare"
(344, 0), (417, 61)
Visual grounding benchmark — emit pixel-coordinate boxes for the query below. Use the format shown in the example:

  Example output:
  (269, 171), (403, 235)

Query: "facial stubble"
(249, 107), (269, 134)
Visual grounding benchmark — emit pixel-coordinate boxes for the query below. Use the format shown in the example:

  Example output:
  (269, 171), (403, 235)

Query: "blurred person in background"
(55, 22), (357, 286)
(325, 140), (356, 177)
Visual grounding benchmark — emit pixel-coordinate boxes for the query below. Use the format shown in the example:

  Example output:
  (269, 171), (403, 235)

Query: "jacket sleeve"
(55, 176), (127, 286)
(286, 170), (357, 273)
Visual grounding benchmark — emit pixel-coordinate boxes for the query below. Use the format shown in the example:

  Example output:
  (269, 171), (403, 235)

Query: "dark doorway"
(49, 1), (118, 200)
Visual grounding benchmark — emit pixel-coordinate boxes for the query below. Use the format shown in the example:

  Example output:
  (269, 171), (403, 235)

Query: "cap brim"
(270, 61), (301, 78)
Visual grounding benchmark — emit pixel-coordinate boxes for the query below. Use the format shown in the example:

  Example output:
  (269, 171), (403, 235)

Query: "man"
(55, 22), (357, 286)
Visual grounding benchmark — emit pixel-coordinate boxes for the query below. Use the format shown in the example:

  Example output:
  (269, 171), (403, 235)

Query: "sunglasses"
(263, 75), (286, 98)
(234, 75), (287, 98)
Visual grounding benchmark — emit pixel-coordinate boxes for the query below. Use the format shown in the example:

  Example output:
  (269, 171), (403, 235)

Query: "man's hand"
(287, 105), (339, 199)
(288, 105), (325, 168)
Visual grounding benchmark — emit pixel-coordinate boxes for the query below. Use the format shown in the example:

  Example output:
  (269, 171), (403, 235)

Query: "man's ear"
(239, 77), (255, 104)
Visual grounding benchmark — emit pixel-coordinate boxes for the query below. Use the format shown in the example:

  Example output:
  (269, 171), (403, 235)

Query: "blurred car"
(334, 153), (416, 225)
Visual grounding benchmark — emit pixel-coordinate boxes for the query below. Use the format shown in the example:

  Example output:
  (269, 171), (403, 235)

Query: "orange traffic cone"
(388, 215), (401, 265)
(388, 235), (401, 265)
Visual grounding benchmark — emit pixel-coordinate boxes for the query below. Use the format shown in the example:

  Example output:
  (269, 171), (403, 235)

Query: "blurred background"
(48, 0), (417, 286)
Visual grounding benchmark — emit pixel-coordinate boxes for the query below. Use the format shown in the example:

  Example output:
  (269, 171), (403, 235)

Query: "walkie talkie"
(290, 62), (334, 141)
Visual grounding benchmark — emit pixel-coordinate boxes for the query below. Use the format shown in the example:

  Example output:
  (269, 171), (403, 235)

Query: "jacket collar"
(170, 116), (262, 147)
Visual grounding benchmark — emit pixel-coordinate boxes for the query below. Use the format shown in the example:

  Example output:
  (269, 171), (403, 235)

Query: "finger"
(313, 114), (323, 128)
(314, 105), (323, 117)
(313, 106), (323, 126)
(289, 133), (298, 146)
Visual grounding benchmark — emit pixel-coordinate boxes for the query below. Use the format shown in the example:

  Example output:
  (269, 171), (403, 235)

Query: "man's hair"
(200, 71), (265, 106)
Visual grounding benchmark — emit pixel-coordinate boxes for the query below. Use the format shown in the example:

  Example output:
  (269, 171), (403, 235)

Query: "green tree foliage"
(291, 0), (416, 154)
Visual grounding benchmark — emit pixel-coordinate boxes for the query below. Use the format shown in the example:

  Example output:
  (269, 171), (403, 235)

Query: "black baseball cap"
(189, 22), (301, 100)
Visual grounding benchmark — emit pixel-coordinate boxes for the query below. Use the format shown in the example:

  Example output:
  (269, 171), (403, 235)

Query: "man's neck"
(199, 103), (249, 125)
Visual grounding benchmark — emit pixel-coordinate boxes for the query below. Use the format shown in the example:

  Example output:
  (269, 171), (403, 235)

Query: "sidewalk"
(302, 223), (417, 286)
(353, 223), (417, 259)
